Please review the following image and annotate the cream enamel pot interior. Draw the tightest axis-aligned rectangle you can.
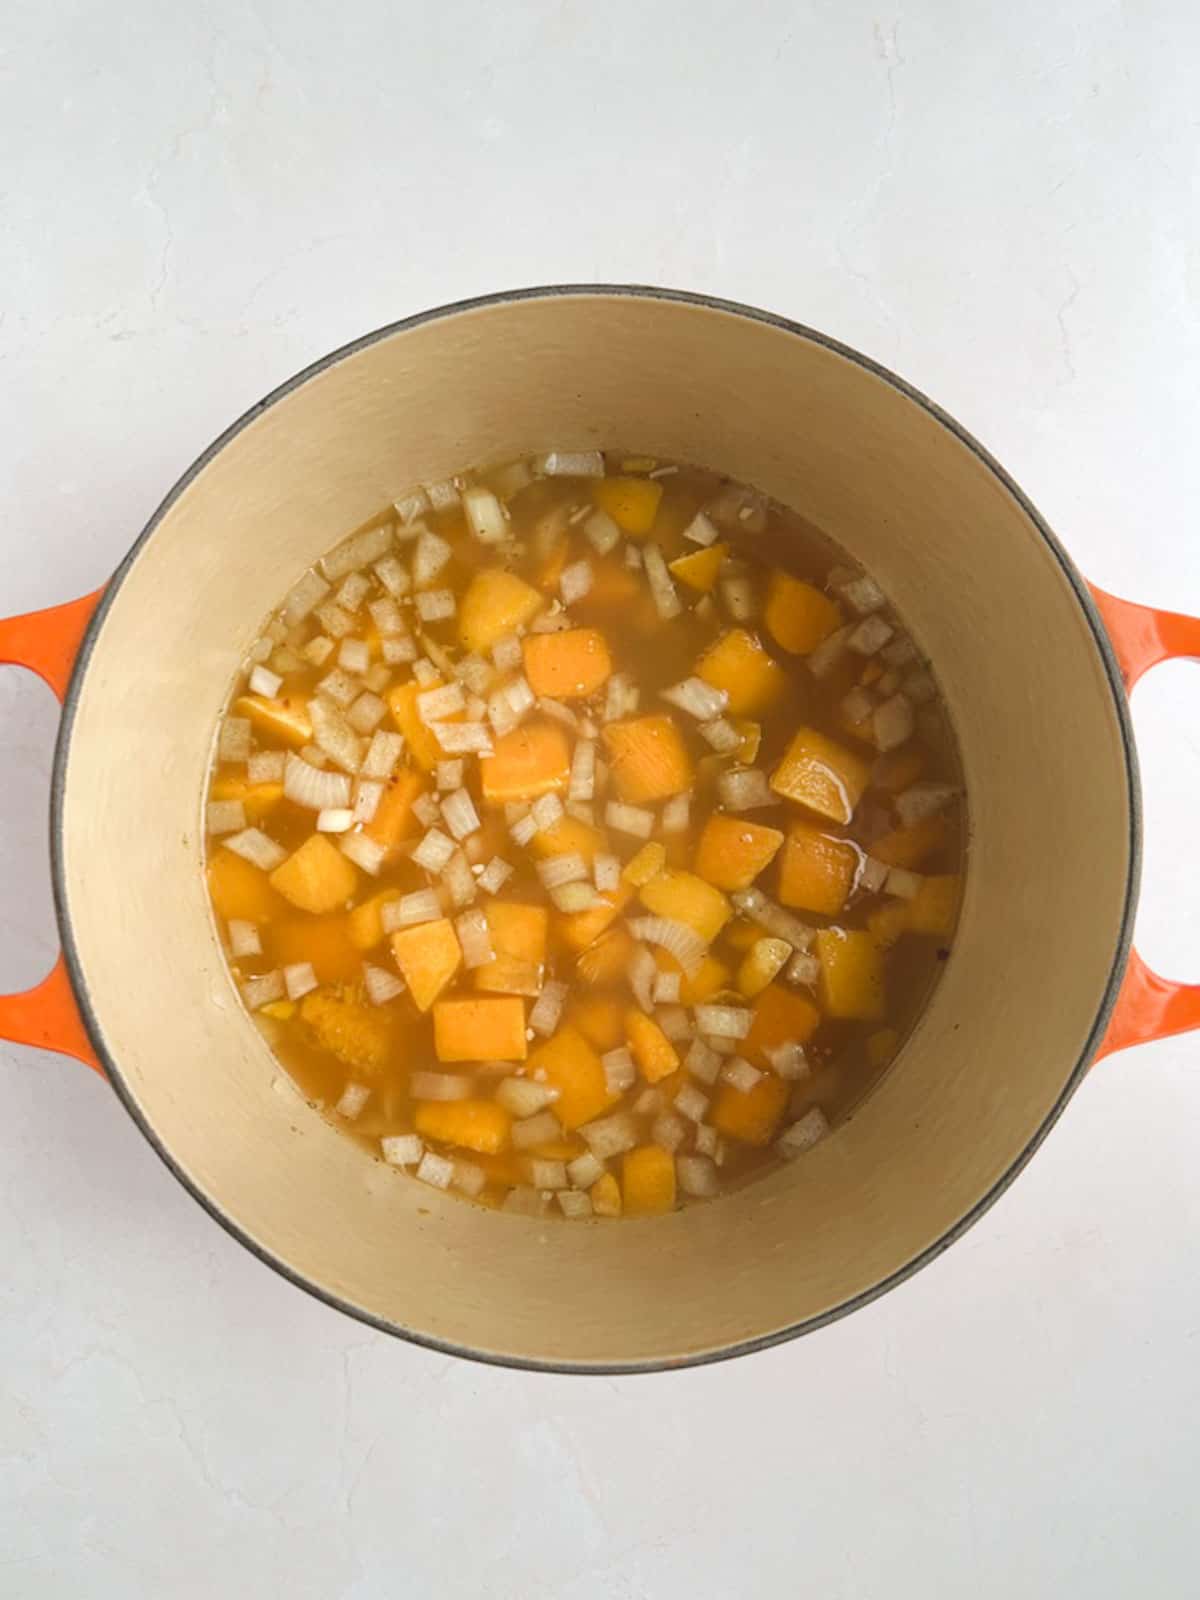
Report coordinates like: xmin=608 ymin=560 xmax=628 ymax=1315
xmin=3 ymin=286 xmax=1199 ymax=1373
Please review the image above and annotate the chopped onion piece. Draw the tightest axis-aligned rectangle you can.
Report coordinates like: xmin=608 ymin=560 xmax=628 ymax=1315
xmin=455 ymin=907 xmax=495 ymax=969
xmin=347 ymin=692 xmax=387 ymax=735
xmin=424 ymin=478 xmax=461 ymax=511
xmin=435 ymin=721 xmax=492 ymax=754
xmin=528 ymin=1158 xmax=568 ymax=1190
xmin=218 ymin=717 xmax=252 ymax=763
xmin=568 ymin=738 xmax=595 ymax=801
xmin=417 ymin=682 xmax=466 ymax=723
xmin=787 ymin=950 xmax=820 ymax=986
xmin=443 ymin=849 xmax=476 ymax=908
xmin=283 ymin=962 xmax=318 ymax=1001
xmin=719 ymin=575 xmax=757 ymax=622
xmin=684 ymin=1037 xmax=722 ymax=1084
xmin=283 ymin=569 xmax=332 ymax=626
xmin=628 ymin=944 xmax=658 ymax=1013
xmin=320 ymin=525 xmax=393 ymax=583
xmin=537 ymin=851 xmax=587 ymax=890
xmin=676 ymin=1154 xmax=719 ymax=1197
xmin=512 ymin=1109 xmax=562 ymax=1150
xmin=247 ymin=750 xmax=286 ymax=784
xmin=382 ymin=1133 xmax=424 ymax=1167
xmin=580 ymin=1111 xmax=639 ymax=1159
xmin=766 ymin=1041 xmax=812 ymax=1080
xmin=316 ymin=807 xmax=355 ymax=833
xmin=439 ymin=787 xmax=480 ymax=841
xmin=778 ymin=1107 xmax=830 ymax=1156
xmin=881 ymin=634 xmax=919 ymax=669
xmin=841 ymin=687 xmax=875 ymax=725
xmin=454 ymin=653 xmax=493 ymax=696
xmin=634 ymin=1088 xmax=662 ymax=1116
xmin=504 ymin=676 xmax=536 ymax=720
xmin=696 ymin=1004 xmax=752 ymax=1040
xmin=502 ymin=1185 xmax=549 ymax=1215
xmin=720 ymin=1056 xmax=762 ymax=1091
xmin=624 ymin=543 xmax=643 ymax=570
xmin=902 ymin=668 xmax=937 ymax=706
xmin=453 ymin=1160 xmax=488 ymax=1198
xmin=593 ymin=852 xmax=621 ymax=894
xmin=315 ymin=601 xmax=354 ymax=640
xmin=248 ymin=663 xmax=282 ymax=698
xmin=242 ymin=971 xmax=284 ymax=1010
xmin=413 ymin=660 xmax=439 ymax=686
xmin=674 ymin=1083 xmax=709 ymax=1123
xmin=435 ymin=759 xmax=464 ymax=793
xmin=374 ymin=556 xmax=411 ymax=599
xmin=463 ymin=484 xmax=508 ymax=543
xmin=206 ymin=799 xmax=246 ymax=835
xmin=549 ymin=881 xmax=597 ymax=912
xmin=411 ymin=828 xmax=454 ymax=874
xmin=695 ymin=1123 xmax=721 ymax=1159
xmin=476 ymin=856 xmax=513 ymax=895
xmin=299 ymin=744 xmax=328 ymax=768
xmin=382 ymin=635 xmax=418 ymax=665
xmin=227 ymin=919 xmax=261 ymax=957
xmin=530 ymin=791 xmax=564 ymax=832
xmin=858 ymin=855 xmax=888 ymax=894
xmin=491 ymin=633 xmax=523 ymax=673
xmin=536 ymin=697 xmax=578 ymax=731
xmin=683 ymin=511 xmax=720 ymax=547
xmin=835 ymin=574 xmax=885 ymax=615
xmin=487 ymin=686 xmax=519 ymax=738
xmin=411 ymin=791 xmax=440 ymax=828
xmin=415 ymin=588 xmax=455 ymax=623
xmin=643 ymin=542 xmax=682 ymax=619
xmin=360 ymin=733 xmax=404 ymax=783
xmin=652 ymin=1111 xmax=687 ymax=1153
xmin=566 ymin=801 xmax=595 ymax=825
xmin=338 ymin=832 xmax=386 ymax=875
xmin=583 ymin=508 xmax=621 ymax=554
xmin=393 ymin=488 xmax=429 ymax=525
xmin=895 ymin=782 xmax=955 ymax=826
xmin=284 ymin=753 xmax=352 ymax=811
xmin=336 ymin=572 xmax=370 ymax=612
xmin=336 ymin=1082 xmax=370 ymax=1119
xmin=413 ymin=529 xmax=453 ymax=588
xmin=730 ymin=887 xmax=814 ymax=950
xmin=310 ymin=699 xmax=363 ymax=773
xmin=716 ymin=766 xmax=775 ymax=811
xmin=368 ymin=597 xmax=405 ymax=637
xmin=537 ymin=450 xmax=604 ymax=477
xmin=224 ymin=828 xmax=287 ymax=871
xmin=416 ymin=1150 xmax=455 ymax=1190
xmin=699 ymin=717 xmax=741 ymax=753
xmin=601 ymin=1047 xmax=637 ymax=1094
xmin=808 ymin=623 xmax=855 ymax=678
xmin=558 ymin=1189 xmax=592 ymax=1219
xmin=847 ymin=615 xmax=894 ymax=655
xmin=627 ymin=916 xmax=706 ymax=975
xmin=302 ymin=636 xmax=336 ymax=669
xmin=603 ymin=671 xmax=639 ymax=722
xmin=567 ymin=1151 xmax=605 ymax=1190
xmin=509 ymin=812 xmax=538 ymax=847
xmin=660 ymin=793 xmax=691 ymax=833
xmin=496 ymin=1078 xmax=559 ymax=1118
xmin=652 ymin=970 xmax=681 ymax=1005
xmin=886 ymin=866 xmax=923 ymax=900
xmin=873 ymin=693 xmax=914 ymax=752
xmin=605 ymin=801 xmax=654 ymax=838
xmin=661 ymin=677 xmax=729 ymax=720
xmin=364 ymin=964 xmax=406 ymax=1005
xmin=411 ymin=1070 xmax=473 ymax=1101
xmin=528 ymin=980 xmax=568 ymax=1038
xmin=317 ymin=667 xmax=360 ymax=708
xmin=656 ymin=1004 xmax=691 ymax=1042
xmin=528 ymin=604 xmax=572 ymax=634
xmin=559 ymin=559 xmax=593 ymax=605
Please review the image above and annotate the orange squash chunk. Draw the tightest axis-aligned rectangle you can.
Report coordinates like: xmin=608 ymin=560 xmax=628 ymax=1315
xmin=386 ymin=679 xmax=454 ymax=772
xmin=678 ymin=951 xmax=731 ymax=1005
xmin=743 ymin=982 xmax=821 ymax=1068
xmin=474 ymin=900 xmax=548 ymax=996
xmin=348 ymin=890 xmax=401 ymax=951
xmin=763 ymin=571 xmax=841 ymax=655
xmin=871 ymin=813 xmax=948 ymax=869
xmin=480 ymin=720 xmax=571 ymax=802
xmin=414 ymin=1099 xmax=511 ymax=1154
xmin=557 ymin=883 xmax=632 ymax=951
xmin=433 ymin=996 xmax=527 ymax=1063
xmin=639 ymin=870 xmax=731 ymax=943
xmin=576 ymin=928 xmax=635 ymax=988
xmin=592 ymin=475 xmax=663 ymax=535
xmin=711 ymin=1072 xmax=790 ymax=1147
xmin=299 ymin=990 xmax=393 ymax=1075
xmin=458 ymin=568 xmax=543 ymax=654
xmin=815 ymin=928 xmax=885 ymax=1021
xmin=770 ymin=727 xmax=870 ymax=825
xmin=233 ymin=693 xmax=312 ymax=748
xmin=528 ymin=813 xmax=607 ymax=867
xmin=867 ymin=900 xmax=911 ymax=949
xmin=625 ymin=1009 xmax=679 ymax=1083
xmin=668 ymin=542 xmax=727 ymax=592
xmin=622 ymin=1145 xmax=677 ymax=1214
xmin=523 ymin=629 xmax=612 ymax=699
xmin=210 ymin=775 xmax=284 ymax=822
xmin=363 ymin=767 xmax=425 ymax=852
xmin=591 ymin=1171 xmax=622 ymax=1217
xmin=695 ymin=629 xmax=787 ymax=717
xmin=270 ymin=916 xmax=361 ymax=983
xmin=269 ymin=834 xmax=358 ymax=914
xmin=566 ymin=993 xmax=626 ymax=1051
xmin=693 ymin=814 xmax=783 ymax=892
xmin=208 ymin=850 xmax=282 ymax=924
xmin=602 ymin=716 xmax=693 ymax=803
xmin=908 ymin=875 xmax=960 ymax=938
xmin=526 ymin=1025 xmax=617 ymax=1129
xmin=778 ymin=822 xmax=859 ymax=916
xmin=389 ymin=917 xmax=462 ymax=1012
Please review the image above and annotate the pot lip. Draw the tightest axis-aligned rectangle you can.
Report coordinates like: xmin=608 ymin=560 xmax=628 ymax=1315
xmin=48 ymin=282 xmax=1141 ymax=1375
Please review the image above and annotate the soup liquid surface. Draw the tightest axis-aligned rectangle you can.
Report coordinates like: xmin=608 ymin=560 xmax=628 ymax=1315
xmin=204 ymin=453 xmax=964 ymax=1218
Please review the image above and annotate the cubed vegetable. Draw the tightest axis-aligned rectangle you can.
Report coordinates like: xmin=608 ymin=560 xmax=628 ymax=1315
xmin=523 ymin=629 xmax=612 ymax=699
xmin=908 ymin=875 xmax=960 ymax=938
xmin=816 ymin=927 xmax=886 ymax=1020
xmin=743 ymin=982 xmax=821 ymax=1068
xmin=566 ymin=993 xmax=626 ymax=1051
xmin=592 ymin=475 xmax=663 ymax=535
xmin=389 ymin=917 xmax=463 ymax=1011
xmin=270 ymin=916 xmax=361 ymax=983
xmin=433 ymin=996 xmax=527 ymax=1062
xmin=527 ymin=1025 xmax=618 ymax=1129
xmin=711 ymin=1071 xmax=790 ymax=1146
xmin=414 ymin=1099 xmax=512 ymax=1154
xmin=458 ymin=569 xmax=543 ymax=654
xmin=557 ymin=884 xmax=633 ymax=952
xmin=576 ymin=929 xmax=635 ymax=987
xmin=363 ymin=767 xmax=426 ymax=852
xmin=639 ymin=870 xmax=732 ymax=944
xmin=528 ymin=813 xmax=607 ymax=867
xmin=668 ymin=542 xmax=727 ymax=592
xmin=299 ymin=990 xmax=393 ymax=1074
xmin=693 ymin=814 xmax=783 ymax=892
xmin=233 ymin=693 xmax=313 ymax=748
xmin=872 ymin=813 xmax=949 ymax=868
xmin=695 ymin=629 xmax=787 ymax=717
xmin=601 ymin=716 xmax=693 ymax=804
xmin=770 ymin=727 xmax=870 ymax=825
xmin=269 ymin=834 xmax=358 ymax=914
xmin=210 ymin=774 xmax=284 ymax=823
xmin=625 ymin=1009 xmax=680 ymax=1083
xmin=777 ymin=822 xmax=859 ymax=915
xmin=622 ymin=1145 xmax=677 ymax=1214
xmin=386 ymin=679 xmax=453 ymax=772
xmin=763 ymin=571 xmax=841 ymax=655
xmin=480 ymin=721 xmax=571 ymax=802
xmin=591 ymin=1171 xmax=622 ymax=1217
xmin=208 ymin=850 xmax=282 ymax=924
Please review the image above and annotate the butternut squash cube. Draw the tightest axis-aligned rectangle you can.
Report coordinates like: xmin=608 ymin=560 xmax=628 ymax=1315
xmin=601 ymin=715 xmax=693 ymax=803
xmin=474 ymin=900 xmax=548 ymax=996
xmin=348 ymin=890 xmax=401 ymax=951
xmin=693 ymin=813 xmax=783 ymax=892
xmin=300 ymin=990 xmax=393 ymax=1074
xmin=711 ymin=1072 xmax=790 ymax=1146
xmin=908 ymin=875 xmax=960 ymax=938
xmin=566 ymin=993 xmax=626 ymax=1051
xmin=528 ymin=813 xmax=607 ymax=867
xmin=527 ymin=1025 xmax=617 ymax=1129
xmin=778 ymin=822 xmax=859 ymax=916
xmin=458 ymin=568 xmax=544 ymax=654
xmin=414 ymin=1099 xmax=511 ymax=1154
xmin=639 ymin=870 xmax=731 ymax=943
xmin=270 ymin=916 xmax=361 ymax=983
xmin=269 ymin=834 xmax=358 ymax=914
xmin=591 ymin=475 xmax=664 ymax=535
xmin=480 ymin=721 xmax=571 ymax=802
xmin=523 ymin=628 xmax=612 ymax=699
xmin=209 ymin=850 xmax=282 ymax=924
xmin=695 ymin=629 xmax=787 ymax=717
xmin=210 ymin=775 xmax=284 ymax=822
xmin=433 ymin=996 xmax=527 ymax=1062
xmin=557 ymin=884 xmax=632 ymax=951
xmin=389 ymin=917 xmax=462 ymax=1012
xmin=668 ymin=542 xmax=727 ymax=592
xmin=743 ymin=982 xmax=821 ymax=1067
xmin=816 ymin=927 xmax=886 ymax=1021
xmin=386 ymin=679 xmax=453 ymax=772
xmin=625 ymin=1009 xmax=680 ymax=1083
xmin=364 ymin=767 xmax=426 ymax=852
xmin=591 ymin=1171 xmax=622 ymax=1217
xmin=233 ymin=693 xmax=312 ymax=748
xmin=576 ymin=929 xmax=635 ymax=987
xmin=622 ymin=1145 xmax=677 ymax=1214
xmin=770 ymin=727 xmax=870 ymax=825
xmin=872 ymin=814 xmax=949 ymax=869
xmin=763 ymin=571 xmax=841 ymax=655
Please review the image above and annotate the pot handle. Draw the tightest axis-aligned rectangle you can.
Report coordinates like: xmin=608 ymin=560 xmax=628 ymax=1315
xmin=1090 ymin=585 xmax=1200 ymax=1058
xmin=0 ymin=590 xmax=107 ymax=1074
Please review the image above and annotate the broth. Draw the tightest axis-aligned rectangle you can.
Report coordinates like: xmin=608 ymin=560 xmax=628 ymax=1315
xmin=204 ymin=452 xmax=964 ymax=1217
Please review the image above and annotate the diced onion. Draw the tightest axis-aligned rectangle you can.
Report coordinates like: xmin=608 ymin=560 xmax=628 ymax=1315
xmin=683 ymin=511 xmax=720 ymax=547
xmin=847 ymin=615 xmax=894 ymax=655
xmin=411 ymin=1070 xmax=473 ymax=1101
xmin=453 ymin=1160 xmax=488 ymax=1198
xmin=660 ymin=792 xmax=691 ymax=832
xmin=463 ymin=485 xmax=508 ymax=543
xmin=530 ymin=791 xmax=564 ymax=832
xmin=381 ymin=1133 xmax=423 ymax=1167
xmin=652 ymin=970 xmax=681 ymax=1004
xmin=316 ymin=807 xmax=355 ymax=833
xmin=206 ymin=799 xmax=246 ymax=836
xmin=568 ymin=738 xmax=595 ymax=801
xmin=487 ymin=686 xmax=519 ymax=738
xmin=502 ymin=1186 xmax=550 ymax=1215
xmin=841 ymin=687 xmax=875 ymax=726
xmin=496 ymin=1078 xmax=559 ymax=1118
xmin=435 ymin=721 xmax=492 ymax=754
xmin=643 ymin=542 xmax=682 ymax=619
xmin=785 ymin=949 xmax=820 ymax=986
xmin=528 ymin=604 xmax=571 ymax=634
xmin=413 ymin=529 xmax=453 ymax=588
xmin=509 ymin=812 xmax=538 ymax=847
xmin=368 ymin=597 xmax=405 ymax=637
xmin=424 ymin=478 xmax=461 ymax=511
xmin=558 ymin=1189 xmax=593 ymax=1219
xmin=808 ymin=623 xmax=855 ymax=678
xmin=436 ymin=759 xmax=464 ymax=792
xmin=649 ymin=1111 xmax=685 ymax=1153
xmin=628 ymin=944 xmax=658 ymax=1013
xmin=627 ymin=916 xmax=706 ymax=975
xmin=491 ymin=633 xmax=523 ymax=673
xmin=661 ymin=677 xmax=729 ymax=720
xmin=605 ymin=801 xmax=654 ymax=838
xmin=716 ymin=766 xmax=775 ymax=811
xmin=719 ymin=575 xmax=757 ymax=622
xmin=536 ymin=697 xmax=578 ymax=730
xmin=247 ymin=750 xmax=286 ymax=784
xmin=363 ymin=964 xmax=406 ymax=1005
xmin=455 ymin=907 xmax=495 ymax=969
xmin=567 ymin=801 xmax=595 ymax=825
xmin=454 ymin=653 xmax=493 ymax=696
xmin=382 ymin=636 xmax=417 ymax=664
xmin=601 ymin=1047 xmax=637 ymax=1094
xmin=593 ymin=853 xmax=621 ymax=894
xmin=528 ymin=980 xmax=567 ymax=1038
xmin=310 ymin=699 xmax=363 ymax=773
xmin=338 ymin=832 xmax=387 ymax=875
xmin=336 ymin=1082 xmax=370 ymax=1119
xmin=415 ymin=588 xmax=456 ymax=622
xmin=218 ymin=717 xmax=252 ymax=763
xmin=336 ymin=572 xmax=370 ymax=612
xmin=417 ymin=682 xmax=465 ymax=723
xmin=537 ymin=450 xmax=605 ymax=477
xmin=283 ymin=962 xmax=318 ymax=1000
xmin=283 ymin=569 xmax=332 ymax=626
xmin=317 ymin=667 xmax=360 ymax=708
xmin=695 ymin=1124 xmax=721 ymax=1159
xmin=720 ymin=1056 xmax=762 ymax=1090
xmin=537 ymin=851 xmax=587 ymax=890
xmin=835 ymin=574 xmax=885 ymax=615
xmin=284 ymin=753 xmax=353 ymax=811
xmin=624 ymin=544 xmax=642 ymax=570
xmin=411 ymin=791 xmax=440 ymax=828
xmin=560 ymin=559 xmax=593 ymax=605
xmin=881 ymin=634 xmax=919 ymax=668
xmin=699 ymin=717 xmax=741 ymax=753
xmin=227 ymin=919 xmax=261 ymax=957
xmin=549 ymin=881 xmax=597 ymax=911
xmin=512 ymin=1109 xmax=562 ymax=1149
xmin=224 ymin=828 xmax=287 ymax=871
xmin=303 ymin=636 xmax=336 ymax=668
xmin=895 ymin=782 xmax=955 ymax=826
xmin=412 ymin=828 xmax=455 ymax=873
xmin=674 ymin=1083 xmax=709 ymax=1123
xmin=676 ymin=1155 xmax=719 ymax=1197
xmin=730 ymin=887 xmax=814 ymax=950
xmin=393 ymin=489 xmax=429 ymax=525
xmin=249 ymin=663 xmax=282 ymax=698
xmin=765 ymin=1041 xmax=812 ymax=1080
xmin=476 ymin=856 xmax=514 ymax=895
xmin=528 ymin=1158 xmax=568 ymax=1190
xmin=886 ymin=866 xmax=923 ymax=900
xmin=580 ymin=1111 xmax=639 ymax=1159
xmin=696 ymin=1004 xmax=752 ymax=1039
xmin=873 ymin=693 xmax=914 ymax=752
xmin=567 ymin=1150 xmax=605 ymax=1189
xmin=655 ymin=1004 xmax=691 ymax=1042
xmin=603 ymin=672 xmax=640 ymax=722
xmin=416 ymin=1151 xmax=455 ymax=1190
xmin=857 ymin=855 xmax=888 ymax=894
xmin=583 ymin=508 xmax=621 ymax=554
xmin=347 ymin=692 xmax=387 ymax=735
xmin=315 ymin=602 xmax=354 ymax=639
xmin=353 ymin=780 xmax=383 ymax=824
xmin=374 ymin=556 xmax=412 ymax=599
xmin=684 ymin=1037 xmax=722 ymax=1084
xmin=440 ymin=787 xmax=481 ymax=841
xmin=778 ymin=1107 xmax=830 ymax=1155
xmin=443 ymin=850 xmax=476 ymax=908
xmin=242 ymin=971 xmax=284 ymax=1010
xmin=634 ymin=1088 xmax=662 ymax=1116
xmin=902 ymin=668 xmax=937 ymax=705
xmin=320 ymin=525 xmax=393 ymax=583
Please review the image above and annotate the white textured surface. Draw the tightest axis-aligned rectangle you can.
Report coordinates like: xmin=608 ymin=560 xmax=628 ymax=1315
xmin=3 ymin=3 xmax=1200 ymax=1594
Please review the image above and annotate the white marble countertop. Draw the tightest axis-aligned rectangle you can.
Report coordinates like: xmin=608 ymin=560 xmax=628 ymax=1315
xmin=3 ymin=3 xmax=1199 ymax=1594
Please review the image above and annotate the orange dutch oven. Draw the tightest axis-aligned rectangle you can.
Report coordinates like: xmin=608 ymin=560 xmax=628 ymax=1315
xmin=2 ymin=287 xmax=1198 ymax=1372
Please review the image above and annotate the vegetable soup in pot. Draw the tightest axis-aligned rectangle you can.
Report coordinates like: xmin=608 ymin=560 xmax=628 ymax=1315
xmin=204 ymin=450 xmax=964 ymax=1219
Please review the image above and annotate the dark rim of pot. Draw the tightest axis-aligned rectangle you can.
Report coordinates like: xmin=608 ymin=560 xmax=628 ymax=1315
xmin=48 ymin=284 xmax=1140 ymax=1375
